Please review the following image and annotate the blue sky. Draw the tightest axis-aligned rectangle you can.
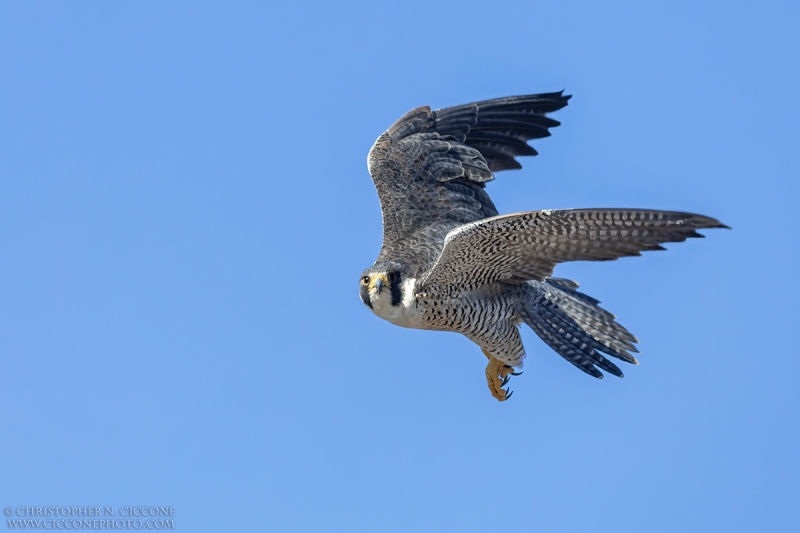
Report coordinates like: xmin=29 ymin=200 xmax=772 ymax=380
xmin=1 ymin=1 xmax=798 ymax=531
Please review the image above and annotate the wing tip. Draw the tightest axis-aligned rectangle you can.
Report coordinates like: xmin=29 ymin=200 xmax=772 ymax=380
xmin=697 ymin=216 xmax=730 ymax=231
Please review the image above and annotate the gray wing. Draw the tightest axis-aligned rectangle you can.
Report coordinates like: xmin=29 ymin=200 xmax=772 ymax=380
xmin=419 ymin=209 xmax=729 ymax=295
xmin=368 ymin=92 xmax=570 ymax=274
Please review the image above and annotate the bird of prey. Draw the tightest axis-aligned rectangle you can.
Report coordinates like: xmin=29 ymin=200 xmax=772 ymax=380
xmin=359 ymin=92 xmax=727 ymax=401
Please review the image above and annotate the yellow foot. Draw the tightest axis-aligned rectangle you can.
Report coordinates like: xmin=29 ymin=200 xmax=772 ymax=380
xmin=482 ymin=349 xmax=521 ymax=402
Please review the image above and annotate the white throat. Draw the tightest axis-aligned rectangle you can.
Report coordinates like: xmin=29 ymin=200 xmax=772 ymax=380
xmin=369 ymin=277 xmax=419 ymax=327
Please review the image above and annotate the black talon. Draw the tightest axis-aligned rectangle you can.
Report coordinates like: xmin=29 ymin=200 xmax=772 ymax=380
xmin=510 ymin=371 xmax=523 ymax=376
xmin=501 ymin=375 xmax=510 ymax=387
xmin=504 ymin=390 xmax=514 ymax=400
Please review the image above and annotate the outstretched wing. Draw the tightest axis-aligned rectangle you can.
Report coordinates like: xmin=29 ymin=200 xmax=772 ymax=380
xmin=419 ymin=209 xmax=729 ymax=295
xmin=368 ymin=92 xmax=570 ymax=274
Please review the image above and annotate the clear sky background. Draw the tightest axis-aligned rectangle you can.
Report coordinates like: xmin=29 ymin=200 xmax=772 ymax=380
xmin=1 ymin=1 xmax=798 ymax=531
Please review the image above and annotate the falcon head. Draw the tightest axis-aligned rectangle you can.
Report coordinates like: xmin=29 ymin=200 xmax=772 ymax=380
xmin=359 ymin=261 xmax=412 ymax=313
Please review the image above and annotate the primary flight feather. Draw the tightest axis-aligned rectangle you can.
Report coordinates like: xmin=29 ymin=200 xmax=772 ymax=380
xmin=359 ymin=92 xmax=727 ymax=401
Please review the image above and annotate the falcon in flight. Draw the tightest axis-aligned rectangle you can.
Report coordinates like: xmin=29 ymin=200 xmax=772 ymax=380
xmin=359 ymin=92 xmax=727 ymax=401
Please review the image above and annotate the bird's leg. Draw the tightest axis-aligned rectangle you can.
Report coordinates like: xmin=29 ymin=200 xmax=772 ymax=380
xmin=482 ymin=349 xmax=519 ymax=402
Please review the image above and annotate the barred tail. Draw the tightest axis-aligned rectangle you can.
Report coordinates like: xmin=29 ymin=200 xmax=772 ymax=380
xmin=518 ymin=278 xmax=640 ymax=379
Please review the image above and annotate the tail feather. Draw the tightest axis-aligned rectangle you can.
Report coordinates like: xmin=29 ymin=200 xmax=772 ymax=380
xmin=521 ymin=299 xmax=624 ymax=378
xmin=520 ymin=307 xmax=605 ymax=379
xmin=544 ymin=281 xmax=639 ymax=354
xmin=536 ymin=302 xmax=625 ymax=376
xmin=521 ymin=280 xmax=641 ymax=377
xmin=555 ymin=298 xmax=639 ymax=359
xmin=546 ymin=277 xmax=581 ymax=291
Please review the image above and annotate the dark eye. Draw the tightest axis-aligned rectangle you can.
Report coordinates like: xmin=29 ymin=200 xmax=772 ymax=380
xmin=361 ymin=276 xmax=370 ymax=285
xmin=389 ymin=273 xmax=399 ymax=282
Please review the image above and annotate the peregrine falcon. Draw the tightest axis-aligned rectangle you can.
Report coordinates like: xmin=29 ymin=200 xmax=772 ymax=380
xmin=359 ymin=92 xmax=727 ymax=401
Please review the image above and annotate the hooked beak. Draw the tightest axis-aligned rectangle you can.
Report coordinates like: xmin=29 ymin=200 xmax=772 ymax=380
xmin=369 ymin=275 xmax=387 ymax=294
